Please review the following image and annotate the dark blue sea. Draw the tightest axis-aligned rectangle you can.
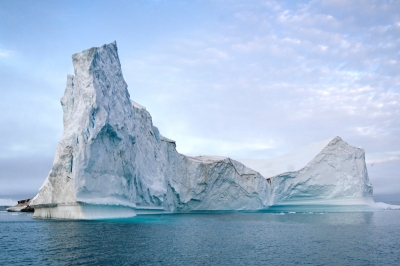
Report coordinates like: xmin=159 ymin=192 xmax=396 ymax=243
xmin=1 ymin=209 xmax=400 ymax=265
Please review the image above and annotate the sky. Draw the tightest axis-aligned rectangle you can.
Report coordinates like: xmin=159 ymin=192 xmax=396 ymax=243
xmin=1 ymin=0 xmax=399 ymax=204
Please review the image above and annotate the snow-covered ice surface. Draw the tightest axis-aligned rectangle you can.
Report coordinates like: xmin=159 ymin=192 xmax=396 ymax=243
xmin=30 ymin=42 xmax=397 ymax=219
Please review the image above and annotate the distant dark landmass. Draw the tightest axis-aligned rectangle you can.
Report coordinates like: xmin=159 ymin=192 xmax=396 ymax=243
xmin=0 ymin=206 xmax=10 ymax=211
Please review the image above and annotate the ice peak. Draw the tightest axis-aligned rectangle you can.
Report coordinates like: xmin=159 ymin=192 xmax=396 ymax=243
xmin=327 ymin=136 xmax=343 ymax=145
xmin=71 ymin=41 xmax=118 ymax=74
xmin=61 ymin=42 xmax=132 ymax=131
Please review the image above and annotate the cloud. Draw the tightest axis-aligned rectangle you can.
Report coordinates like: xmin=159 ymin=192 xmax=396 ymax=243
xmin=366 ymin=151 xmax=400 ymax=164
xmin=0 ymin=48 xmax=14 ymax=58
xmin=203 ymin=47 xmax=229 ymax=60
xmin=154 ymin=2 xmax=396 ymax=158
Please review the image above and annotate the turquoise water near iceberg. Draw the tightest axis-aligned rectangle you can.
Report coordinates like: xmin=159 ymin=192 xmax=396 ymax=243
xmin=1 ymin=210 xmax=400 ymax=265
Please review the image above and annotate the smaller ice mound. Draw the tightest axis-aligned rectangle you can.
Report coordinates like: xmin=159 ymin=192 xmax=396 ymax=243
xmin=238 ymin=137 xmax=374 ymax=207
xmin=238 ymin=137 xmax=334 ymax=178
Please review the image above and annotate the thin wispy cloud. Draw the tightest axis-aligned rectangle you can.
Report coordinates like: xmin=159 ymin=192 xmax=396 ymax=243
xmin=366 ymin=151 xmax=400 ymax=164
xmin=0 ymin=48 xmax=14 ymax=58
xmin=124 ymin=0 xmax=400 ymax=152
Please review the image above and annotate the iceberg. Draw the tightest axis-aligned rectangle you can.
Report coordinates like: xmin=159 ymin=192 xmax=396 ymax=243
xmin=30 ymin=42 xmax=383 ymax=219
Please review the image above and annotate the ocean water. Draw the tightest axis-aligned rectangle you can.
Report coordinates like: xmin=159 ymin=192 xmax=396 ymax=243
xmin=1 ymin=210 xmax=400 ymax=265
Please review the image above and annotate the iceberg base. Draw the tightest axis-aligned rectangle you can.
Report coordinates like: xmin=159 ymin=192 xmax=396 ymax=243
xmin=33 ymin=203 xmax=137 ymax=219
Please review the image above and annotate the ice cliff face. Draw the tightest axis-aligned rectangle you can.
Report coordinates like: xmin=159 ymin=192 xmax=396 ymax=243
xmin=30 ymin=42 xmax=271 ymax=219
xmin=30 ymin=42 xmax=374 ymax=219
